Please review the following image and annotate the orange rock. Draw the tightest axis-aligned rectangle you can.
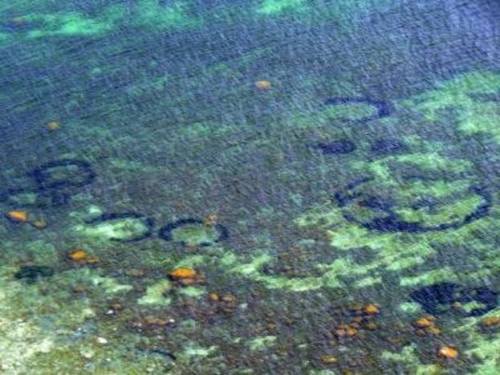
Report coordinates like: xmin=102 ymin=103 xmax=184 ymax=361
xmin=415 ymin=317 xmax=434 ymax=328
xmin=255 ymin=80 xmax=271 ymax=90
xmin=6 ymin=210 xmax=29 ymax=223
xmin=426 ymin=326 xmax=441 ymax=335
xmin=203 ymin=213 xmax=218 ymax=227
xmin=168 ymin=267 xmax=197 ymax=280
xmin=47 ymin=121 xmax=60 ymax=131
xmin=438 ymin=346 xmax=459 ymax=359
xmin=481 ymin=316 xmax=500 ymax=328
xmin=208 ymin=292 xmax=220 ymax=302
xmin=346 ymin=327 xmax=358 ymax=337
xmin=363 ymin=303 xmax=380 ymax=315
xmin=68 ymin=249 xmax=89 ymax=262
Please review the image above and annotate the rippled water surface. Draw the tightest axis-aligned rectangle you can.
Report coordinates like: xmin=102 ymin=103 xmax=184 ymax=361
xmin=0 ymin=1 xmax=499 ymax=374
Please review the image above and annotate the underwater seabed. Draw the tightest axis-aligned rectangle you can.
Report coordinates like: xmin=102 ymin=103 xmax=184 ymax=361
xmin=0 ymin=67 xmax=498 ymax=374
xmin=0 ymin=0 xmax=499 ymax=374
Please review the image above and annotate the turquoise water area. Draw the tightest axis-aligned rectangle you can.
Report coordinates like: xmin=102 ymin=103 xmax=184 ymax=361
xmin=0 ymin=1 xmax=499 ymax=374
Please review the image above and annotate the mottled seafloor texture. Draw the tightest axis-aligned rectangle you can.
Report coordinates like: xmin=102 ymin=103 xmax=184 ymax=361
xmin=0 ymin=1 xmax=499 ymax=374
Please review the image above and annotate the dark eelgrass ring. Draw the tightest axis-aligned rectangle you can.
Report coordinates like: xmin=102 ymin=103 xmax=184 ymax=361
xmin=333 ymin=177 xmax=492 ymax=233
xmin=1 ymin=159 xmax=96 ymax=209
xmin=31 ymin=159 xmax=96 ymax=189
xmin=158 ymin=218 xmax=229 ymax=247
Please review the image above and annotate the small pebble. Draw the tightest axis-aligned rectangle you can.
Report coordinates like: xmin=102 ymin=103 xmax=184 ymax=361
xmin=320 ymin=354 xmax=338 ymax=364
xmin=168 ymin=267 xmax=197 ymax=280
xmin=96 ymin=337 xmax=108 ymax=345
xmin=47 ymin=121 xmax=61 ymax=131
xmin=415 ymin=316 xmax=434 ymax=328
xmin=31 ymin=219 xmax=48 ymax=230
xmin=255 ymin=80 xmax=271 ymax=90
xmin=363 ymin=303 xmax=380 ymax=315
xmin=208 ymin=292 xmax=220 ymax=302
xmin=438 ymin=346 xmax=458 ymax=359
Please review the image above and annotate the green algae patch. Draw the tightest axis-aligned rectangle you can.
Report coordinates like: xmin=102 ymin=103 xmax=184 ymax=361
xmin=355 ymin=275 xmax=382 ymax=288
xmin=398 ymin=302 xmax=422 ymax=314
xmin=0 ymin=317 xmax=54 ymax=374
xmin=224 ymin=249 xmax=355 ymax=291
xmin=227 ymin=252 xmax=273 ymax=276
xmin=138 ymin=279 xmax=172 ymax=306
xmin=178 ymin=286 xmax=206 ymax=298
xmin=381 ymin=345 xmax=444 ymax=374
xmin=171 ymin=223 xmax=220 ymax=247
xmin=174 ymin=255 xmax=208 ymax=268
xmin=134 ymin=0 xmax=201 ymax=29
xmin=248 ymin=335 xmax=277 ymax=351
xmin=74 ymin=216 xmax=151 ymax=242
xmin=256 ymin=0 xmax=308 ymax=16
xmin=68 ymin=268 xmax=132 ymax=294
xmin=402 ymin=71 xmax=500 ymax=143
xmin=399 ymin=267 xmax=456 ymax=287
xmin=453 ymin=311 xmax=500 ymax=375
xmin=180 ymin=343 xmax=218 ymax=359
xmin=20 ymin=12 xmax=112 ymax=38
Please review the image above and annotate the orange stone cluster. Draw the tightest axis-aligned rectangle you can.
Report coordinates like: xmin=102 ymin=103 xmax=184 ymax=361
xmin=207 ymin=291 xmax=237 ymax=313
xmin=480 ymin=316 xmax=500 ymax=328
xmin=168 ymin=267 xmax=204 ymax=286
xmin=413 ymin=315 xmax=441 ymax=336
xmin=333 ymin=303 xmax=380 ymax=339
xmin=438 ymin=345 xmax=459 ymax=359
xmin=5 ymin=210 xmax=47 ymax=230
xmin=67 ymin=249 xmax=99 ymax=265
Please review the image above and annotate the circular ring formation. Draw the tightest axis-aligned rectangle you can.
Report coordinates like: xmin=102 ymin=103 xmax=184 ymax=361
xmin=1 ymin=159 xmax=96 ymax=209
xmin=158 ymin=218 xmax=229 ymax=246
xmin=31 ymin=159 xmax=96 ymax=189
xmin=334 ymin=177 xmax=492 ymax=233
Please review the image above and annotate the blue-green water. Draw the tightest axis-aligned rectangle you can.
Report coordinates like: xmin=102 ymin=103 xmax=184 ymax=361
xmin=0 ymin=1 xmax=499 ymax=374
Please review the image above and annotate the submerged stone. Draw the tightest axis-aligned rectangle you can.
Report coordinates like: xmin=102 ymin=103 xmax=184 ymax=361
xmin=370 ymin=138 xmax=408 ymax=155
xmin=316 ymin=139 xmax=356 ymax=155
xmin=14 ymin=265 xmax=54 ymax=283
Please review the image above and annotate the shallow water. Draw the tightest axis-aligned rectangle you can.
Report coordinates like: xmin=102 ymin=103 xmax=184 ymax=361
xmin=0 ymin=1 xmax=499 ymax=374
